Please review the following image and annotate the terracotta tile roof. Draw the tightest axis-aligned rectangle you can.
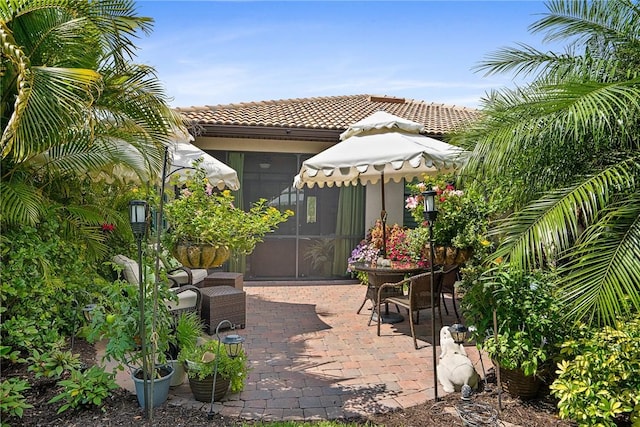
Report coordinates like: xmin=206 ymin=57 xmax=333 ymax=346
xmin=176 ymin=94 xmax=479 ymax=137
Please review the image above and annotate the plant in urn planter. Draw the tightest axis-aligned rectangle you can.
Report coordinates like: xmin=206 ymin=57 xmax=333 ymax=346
xmin=405 ymin=176 xmax=494 ymax=266
xmin=163 ymin=160 xmax=293 ymax=268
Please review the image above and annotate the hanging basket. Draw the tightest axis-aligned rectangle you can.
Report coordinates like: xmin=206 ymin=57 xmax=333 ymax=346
xmin=423 ymin=245 xmax=473 ymax=266
xmin=172 ymin=243 xmax=230 ymax=269
xmin=498 ymin=365 xmax=542 ymax=399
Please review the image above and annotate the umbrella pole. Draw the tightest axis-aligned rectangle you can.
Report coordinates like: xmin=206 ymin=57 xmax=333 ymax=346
xmin=381 ymin=172 xmax=387 ymax=258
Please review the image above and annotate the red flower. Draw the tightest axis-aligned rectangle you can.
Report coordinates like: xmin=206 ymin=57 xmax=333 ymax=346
xmin=101 ymin=223 xmax=115 ymax=232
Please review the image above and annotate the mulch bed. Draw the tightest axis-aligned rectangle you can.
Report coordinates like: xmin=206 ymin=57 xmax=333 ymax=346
xmin=3 ymin=338 xmax=579 ymax=426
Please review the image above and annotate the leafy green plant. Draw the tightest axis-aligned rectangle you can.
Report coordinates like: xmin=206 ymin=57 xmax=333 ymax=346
xmin=163 ymin=160 xmax=293 ymax=255
xmin=48 ymin=366 xmax=119 ymax=414
xmin=461 ymin=263 xmax=563 ymax=376
xmin=167 ymin=311 xmax=204 ymax=360
xmin=86 ymin=262 xmax=174 ymax=378
xmin=26 ymin=347 xmax=82 ymax=379
xmin=550 ymin=316 xmax=640 ymax=426
xmin=0 ymin=378 xmax=33 ymax=424
xmin=178 ymin=338 xmax=249 ymax=393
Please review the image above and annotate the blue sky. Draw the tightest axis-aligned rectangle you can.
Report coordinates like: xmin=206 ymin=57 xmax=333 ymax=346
xmin=134 ymin=1 xmax=555 ymax=109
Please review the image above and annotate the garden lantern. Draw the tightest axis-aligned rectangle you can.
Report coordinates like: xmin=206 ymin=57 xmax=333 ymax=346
xmin=129 ymin=200 xmax=148 ymax=238
xmin=422 ymin=190 xmax=438 ymax=222
xmin=422 ymin=189 xmax=439 ymax=400
xmin=208 ymin=320 xmax=245 ymax=420
xmin=128 ymin=199 xmax=151 ymax=419
xmin=449 ymin=323 xmax=469 ymax=344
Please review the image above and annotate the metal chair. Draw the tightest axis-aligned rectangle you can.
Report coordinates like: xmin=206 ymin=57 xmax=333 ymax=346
xmin=376 ymin=270 xmax=444 ymax=349
xmin=440 ymin=264 xmax=461 ymax=322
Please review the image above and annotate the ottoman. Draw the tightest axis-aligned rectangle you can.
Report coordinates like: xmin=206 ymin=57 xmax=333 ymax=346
xmin=202 ymin=272 xmax=243 ymax=290
xmin=200 ymin=285 xmax=246 ymax=333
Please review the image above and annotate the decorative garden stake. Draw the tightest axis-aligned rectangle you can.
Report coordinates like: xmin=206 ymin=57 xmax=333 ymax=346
xmin=422 ymin=189 xmax=438 ymax=401
xmin=208 ymin=320 xmax=245 ymax=420
xmin=129 ymin=200 xmax=151 ymax=420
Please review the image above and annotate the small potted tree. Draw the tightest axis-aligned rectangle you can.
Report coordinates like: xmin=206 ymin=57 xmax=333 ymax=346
xmin=178 ymin=337 xmax=249 ymax=402
xmin=87 ymin=262 xmax=176 ymax=408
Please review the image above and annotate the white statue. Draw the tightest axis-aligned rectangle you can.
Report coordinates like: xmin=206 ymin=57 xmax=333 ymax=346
xmin=437 ymin=326 xmax=480 ymax=396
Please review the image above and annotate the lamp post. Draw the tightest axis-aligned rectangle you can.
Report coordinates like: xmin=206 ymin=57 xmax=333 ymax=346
xmin=208 ymin=320 xmax=245 ymax=420
xmin=422 ymin=190 xmax=438 ymax=401
xmin=129 ymin=200 xmax=151 ymax=419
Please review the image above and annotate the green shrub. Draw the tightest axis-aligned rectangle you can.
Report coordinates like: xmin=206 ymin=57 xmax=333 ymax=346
xmin=48 ymin=366 xmax=118 ymax=413
xmin=0 ymin=378 xmax=33 ymax=424
xmin=0 ymin=218 xmax=106 ymax=354
xmin=26 ymin=346 xmax=82 ymax=379
xmin=550 ymin=316 xmax=640 ymax=426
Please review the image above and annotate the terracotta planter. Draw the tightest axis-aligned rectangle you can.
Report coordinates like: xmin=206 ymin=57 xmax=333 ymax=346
xmin=171 ymin=243 xmax=230 ymax=268
xmin=498 ymin=365 xmax=542 ymax=399
xmin=423 ymin=245 xmax=473 ymax=266
xmin=187 ymin=375 xmax=231 ymax=402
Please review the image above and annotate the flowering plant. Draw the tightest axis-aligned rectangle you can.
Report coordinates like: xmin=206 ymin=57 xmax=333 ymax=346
xmin=163 ymin=160 xmax=293 ymax=255
xmin=405 ymin=176 xmax=492 ymax=251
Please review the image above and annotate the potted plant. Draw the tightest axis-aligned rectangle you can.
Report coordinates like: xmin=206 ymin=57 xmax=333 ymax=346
xmin=178 ymin=337 xmax=249 ymax=402
xmin=166 ymin=311 xmax=204 ymax=387
xmin=404 ymin=176 xmax=494 ymax=265
xmin=163 ymin=160 xmax=293 ymax=268
xmin=87 ymin=261 xmax=176 ymax=408
xmin=460 ymin=262 xmax=563 ymax=399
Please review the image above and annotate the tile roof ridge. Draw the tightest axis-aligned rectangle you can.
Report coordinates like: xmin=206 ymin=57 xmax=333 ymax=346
xmin=175 ymin=94 xmax=372 ymax=111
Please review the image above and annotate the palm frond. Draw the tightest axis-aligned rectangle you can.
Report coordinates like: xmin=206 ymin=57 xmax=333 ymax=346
xmin=557 ymin=195 xmax=640 ymax=326
xmin=0 ymin=177 xmax=44 ymax=226
xmin=490 ymin=156 xmax=639 ymax=271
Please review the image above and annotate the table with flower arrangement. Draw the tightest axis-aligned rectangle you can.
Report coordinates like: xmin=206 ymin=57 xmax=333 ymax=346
xmin=353 ymin=261 xmax=426 ymax=324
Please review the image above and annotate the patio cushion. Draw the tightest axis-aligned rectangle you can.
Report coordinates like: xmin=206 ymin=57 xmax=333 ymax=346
xmin=168 ymin=268 xmax=208 ymax=286
xmin=112 ymin=254 xmax=139 ymax=284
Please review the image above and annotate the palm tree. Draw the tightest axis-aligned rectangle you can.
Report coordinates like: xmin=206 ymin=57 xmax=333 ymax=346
xmin=1 ymin=0 xmax=181 ymax=258
xmin=453 ymin=0 xmax=640 ymax=326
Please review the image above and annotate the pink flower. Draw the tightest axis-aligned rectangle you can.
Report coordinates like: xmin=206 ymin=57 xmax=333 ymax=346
xmin=205 ymin=183 xmax=214 ymax=196
xmin=416 ymin=182 xmax=427 ymax=192
xmin=405 ymin=195 xmax=419 ymax=210
xmin=181 ymin=188 xmax=192 ymax=197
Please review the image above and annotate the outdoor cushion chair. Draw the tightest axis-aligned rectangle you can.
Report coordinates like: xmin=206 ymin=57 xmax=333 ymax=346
xmin=155 ymin=249 xmax=208 ymax=287
xmin=376 ymin=270 xmax=444 ymax=350
xmin=111 ymin=254 xmax=202 ymax=317
xmin=440 ymin=264 xmax=461 ymax=322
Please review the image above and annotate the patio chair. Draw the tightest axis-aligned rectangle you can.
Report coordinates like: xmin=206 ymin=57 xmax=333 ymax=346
xmin=376 ymin=270 xmax=444 ymax=349
xmin=111 ymin=255 xmax=202 ymax=317
xmin=156 ymin=250 xmax=208 ymax=287
xmin=440 ymin=264 xmax=461 ymax=321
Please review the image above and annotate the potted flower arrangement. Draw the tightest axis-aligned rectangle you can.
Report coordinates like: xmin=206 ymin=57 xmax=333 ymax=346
xmin=163 ymin=160 xmax=293 ymax=268
xmin=178 ymin=337 xmax=249 ymax=402
xmin=460 ymin=262 xmax=563 ymax=399
xmin=404 ymin=175 xmax=494 ymax=265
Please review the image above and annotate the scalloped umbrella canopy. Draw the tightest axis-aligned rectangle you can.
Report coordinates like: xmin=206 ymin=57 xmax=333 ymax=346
xmin=294 ymin=111 xmax=468 ymax=189
xmin=293 ymin=111 xmax=469 ymax=257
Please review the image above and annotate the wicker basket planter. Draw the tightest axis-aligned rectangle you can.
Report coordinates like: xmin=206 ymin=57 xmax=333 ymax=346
xmin=499 ymin=365 xmax=542 ymax=399
xmin=187 ymin=375 xmax=231 ymax=402
xmin=423 ymin=245 xmax=472 ymax=266
xmin=171 ymin=243 xmax=230 ymax=269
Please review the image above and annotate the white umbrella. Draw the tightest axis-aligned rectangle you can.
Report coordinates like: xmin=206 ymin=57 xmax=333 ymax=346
xmin=167 ymin=135 xmax=239 ymax=191
xmin=294 ymin=111 xmax=468 ymax=189
xmin=294 ymin=110 xmax=469 ymax=255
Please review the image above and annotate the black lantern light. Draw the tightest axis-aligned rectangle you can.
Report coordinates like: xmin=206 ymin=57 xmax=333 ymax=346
xmin=422 ymin=190 xmax=438 ymax=222
xmin=208 ymin=320 xmax=245 ymax=419
xmin=129 ymin=200 xmax=148 ymax=238
xmin=449 ymin=323 xmax=469 ymax=344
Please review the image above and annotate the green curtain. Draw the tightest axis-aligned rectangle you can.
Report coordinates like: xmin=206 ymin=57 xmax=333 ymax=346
xmin=227 ymin=153 xmax=246 ymax=274
xmin=332 ymin=184 xmax=365 ymax=276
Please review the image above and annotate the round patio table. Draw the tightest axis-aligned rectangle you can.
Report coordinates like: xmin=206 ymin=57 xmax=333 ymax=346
xmin=353 ymin=262 xmax=426 ymax=324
